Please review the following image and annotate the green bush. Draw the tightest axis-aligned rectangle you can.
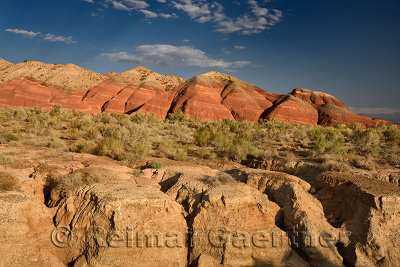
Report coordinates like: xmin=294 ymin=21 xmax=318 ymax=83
xmin=309 ymin=127 xmax=347 ymax=155
xmin=194 ymin=126 xmax=212 ymax=146
xmin=94 ymin=137 xmax=126 ymax=160
xmin=308 ymin=187 xmax=317 ymax=195
xmin=150 ymin=161 xmax=163 ymax=169
xmin=130 ymin=142 xmax=150 ymax=159
xmin=383 ymin=125 xmax=400 ymax=144
xmin=4 ymin=133 xmax=20 ymax=142
xmin=167 ymin=110 xmax=189 ymax=122
xmin=350 ymin=128 xmax=381 ymax=155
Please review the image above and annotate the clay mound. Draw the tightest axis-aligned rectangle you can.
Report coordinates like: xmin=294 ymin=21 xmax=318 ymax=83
xmin=0 ymin=78 xmax=63 ymax=109
xmin=261 ymin=94 xmax=319 ymax=125
xmin=0 ymin=61 xmax=107 ymax=92
xmin=318 ymin=103 xmax=376 ymax=127
xmin=0 ymin=59 xmax=397 ymax=127
xmin=291 ymin=88 xmax=349 ymax=110
xmin=0 ymin=58 xmax=12 ymax=70
xmin=169 ymin=71 xmax=279 ymax=121
xmin=114 ymin=66 xmax=186 ymax=90
xmin=76 ymin=66 xmax=186 ymax=115
xmin=102 ymin=71 xmax=118 ymax=78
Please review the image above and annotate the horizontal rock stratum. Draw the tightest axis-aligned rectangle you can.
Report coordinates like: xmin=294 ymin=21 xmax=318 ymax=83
xmin=0 ymin=58 xmax=397 ymax=127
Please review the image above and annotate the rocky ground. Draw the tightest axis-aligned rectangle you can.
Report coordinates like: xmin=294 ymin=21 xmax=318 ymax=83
xmin=1 ymin=144 xmax=400 ymax=266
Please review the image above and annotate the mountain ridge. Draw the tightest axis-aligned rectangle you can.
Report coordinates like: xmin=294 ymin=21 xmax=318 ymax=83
xmin=0 ymin=58 xmax=397 ymax=128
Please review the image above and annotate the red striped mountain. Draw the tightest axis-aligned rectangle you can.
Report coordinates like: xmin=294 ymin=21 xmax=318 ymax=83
xmin=0 ymin=59 xmax=397 ymax=128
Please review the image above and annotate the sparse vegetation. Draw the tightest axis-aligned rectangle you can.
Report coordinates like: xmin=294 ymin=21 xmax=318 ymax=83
xmin=0 ymin=106 xmax=398 ymax=172
xmin=46 ymin=168 xmax=103 ymax=195
xmin=0 ymin=172 xmax=19 ymax=192
xmin=150 ymin=161 xmax=163 ymax=169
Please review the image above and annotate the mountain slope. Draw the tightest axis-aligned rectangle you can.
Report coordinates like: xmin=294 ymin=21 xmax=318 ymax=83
xmin=0 ymin=61 xmax=107 ymax=92
xmin=169 ymin=71 xmax=279 ymax=121
xmin=0 ymin=58 xmax=396 ymax=128
xmin=0 ymin=58 xmax=12 ymax=70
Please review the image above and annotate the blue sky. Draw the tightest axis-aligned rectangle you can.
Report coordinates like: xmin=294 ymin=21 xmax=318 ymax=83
xmin=0 ymin=0 xmax=399 ymax=122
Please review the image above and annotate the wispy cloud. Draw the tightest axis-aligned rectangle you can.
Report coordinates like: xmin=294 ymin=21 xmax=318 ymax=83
xmin=171 ymin=0 xmax=282 ymax=35
xmin=350 ymin=107 xmax=400 ymax=115
xmin=5 ymin=28 xmax=76 ymax=44
xmin=85 ymin=0 xmax=282 ymax=33
xmin=234 ymin=45 xmax=246 ymax=49
xmin=140 ymin=9 xmax=158 ymax=18
xmin=102 ymin=44 xmax=250 ymax=69
xmin=43 ymin=34 xmax=77 ymax=44
xmin=5 ymin=28 xmax=40 ymax=38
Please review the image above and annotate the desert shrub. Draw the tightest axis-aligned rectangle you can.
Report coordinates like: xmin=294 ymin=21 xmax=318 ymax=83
xmin=130 ymin=113 xmax=161 ymax=125
xmin=130 ymin=142 xmax=150 ymax=159
xmin=94 ymin=137 xmax=126 ymax=160
xmin=350 ymin=128 xmax=381 ymax=155
xmin=214 ymin=136 xmax=259 ymax=161
xmin=281 ymin=164 xmax=312 ymax=177
xmin=349 ymin=155 xmax=377 ymax=170
xmin=150 ymin=161 xmax=163 ymax=169
xmin=193 ymin=120 xmax=259 ymax=161
xmin=47 ymin=170 xmax=102 ymax=195
xmin=4 ymin=133 xmax=20 ymax=142
xmin=47 ymin=138 xmax=65 ymax=149
xmin=382 ymin=125 xmax=400 ymax=145
xmin=0 ymin=154 xmax=14 ymax=165
xmin=64 ymin=128 xmax=80 ymax=140
xmin=0 ymin=172 xmax=20 ymax=192
xmin=309 ymin=127 xmax=347 ymax=155
xmin=196 ymin=149 xmax=217 ymax=159
xmin=336 ymin=124 xmax=353 ymax=138
xmin=157 ymin=140 xmax=189 ymax=160
xmin=167 ymin=110 xmax=189 ymax=122
xmin=194 ymin=126 xmax=212 ymax=146
xmin=69 ymin=115 xmax=94 ymax=131
xmin=259 ymin=119 xmax=290 ymax=141
xmin=49 ymin=105 xmax=62 ymax=117
xmin=383 ymin=152 xmax=399 ymax=165
xmin=71 ymin=140 xmax=97 ymax=153
xmin=320 ymin=155 xmax=351 ymax=172
xmin=308 ymin=186 xmax=317 ymax=195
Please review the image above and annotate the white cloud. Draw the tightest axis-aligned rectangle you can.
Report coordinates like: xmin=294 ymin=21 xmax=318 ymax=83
xmin=102 ymin=44 xmax=250 ymax=69
xmin=42 ymin=34 xmax=77 ymax=44
xmin=5 ymin=28 xmax=40 ymax=38
xmin=160 ymin=13 xmax=178 ymax=19
xmin=350 ymin=107 xmax=400 ymax=115
xmin=171 ymin=0 xmax=282 ymax=35
xmin=111 ymin=1 xmax=132 ymax=11
xmin=83 ymin=0 xmax=95 ymax=3
xmin=88 ymin=0 xmax=282 ymax=35
xmin=140 ymin=9 xmax=158 ymax=18
xmin=234 ymin=45 xmax=246 ymax=49
xmin=5 ymin=28 xmax=76 ymax=44
xmin=172 ymin=0 xmax=212 ymax=19
xmin=123 ymin=0 xmax=149 ymax=9
xmin=221 ymin=48 xmax=230 ymax=54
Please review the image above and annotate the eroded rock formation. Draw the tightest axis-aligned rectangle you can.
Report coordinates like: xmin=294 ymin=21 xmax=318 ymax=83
xmin=1 ymin=145 xmax=400 ymax=266
xmin=0 ymin=58 xmax=397 ymax=127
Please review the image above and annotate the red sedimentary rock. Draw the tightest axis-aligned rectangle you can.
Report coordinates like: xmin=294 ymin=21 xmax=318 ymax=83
xmin=0 ymin=59 xmax=397 ymax=127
